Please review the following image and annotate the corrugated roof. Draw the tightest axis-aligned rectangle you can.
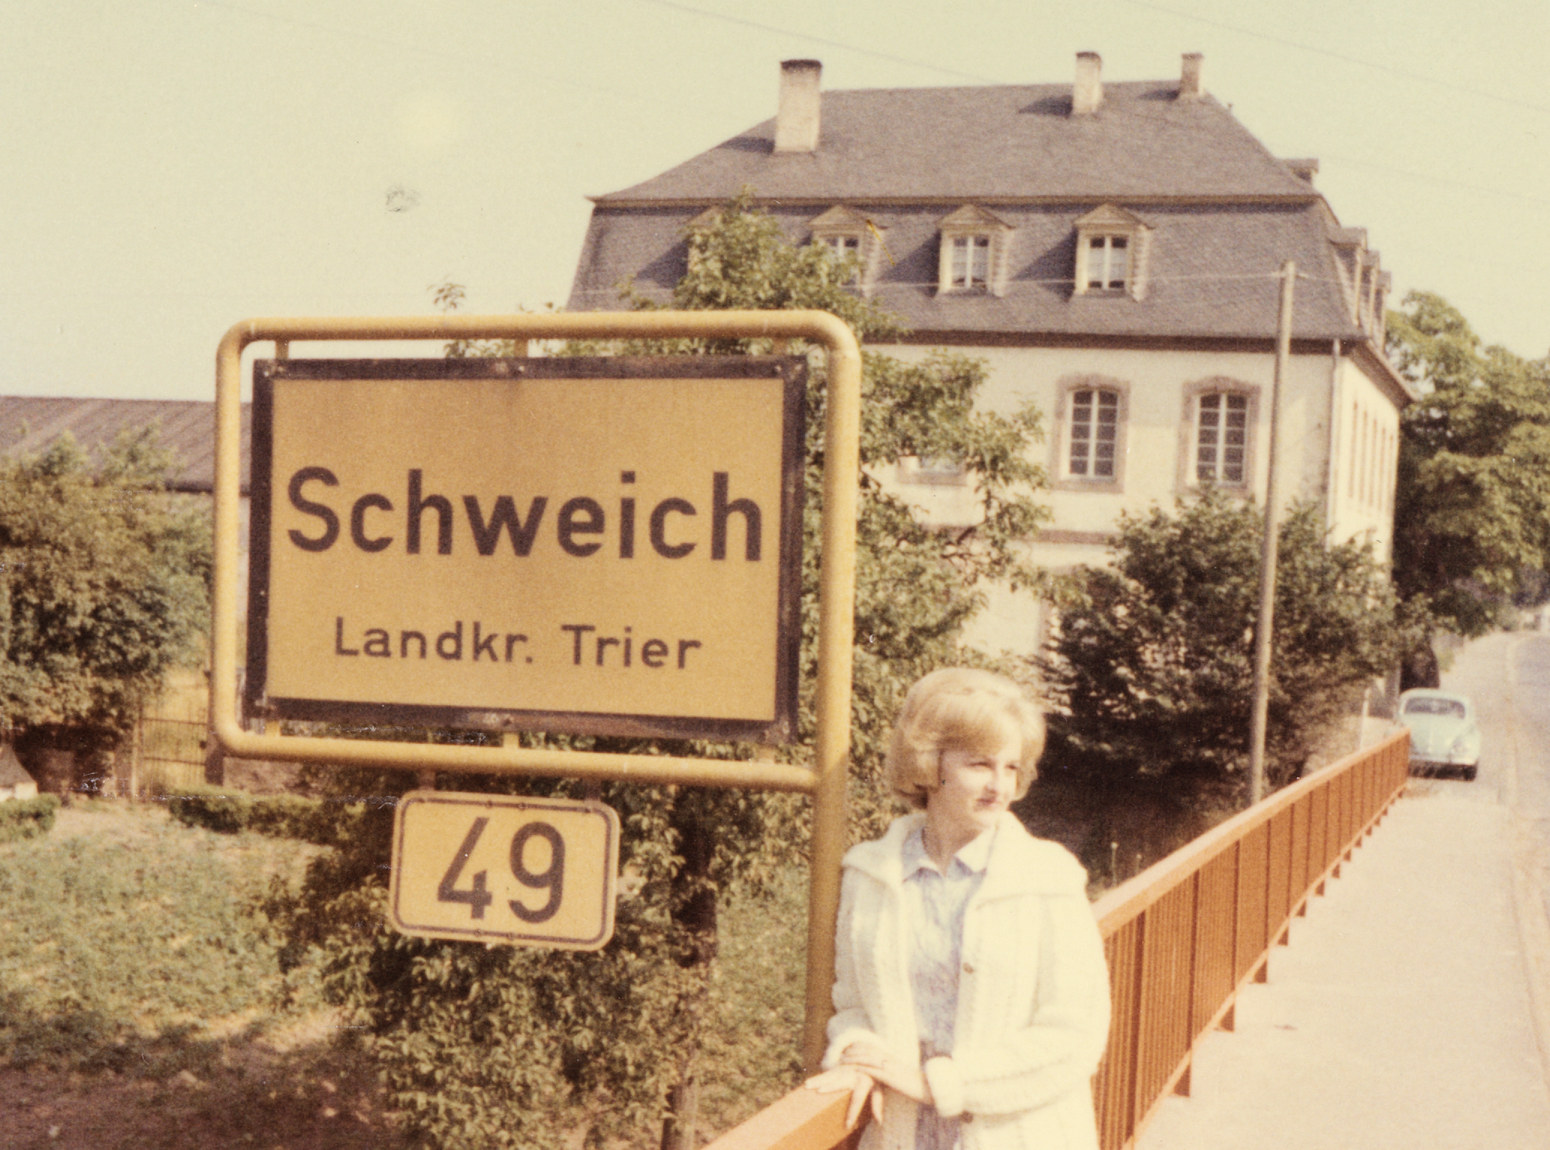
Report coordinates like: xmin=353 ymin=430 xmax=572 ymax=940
xmin=0 ymin=397 xmax=249 ymax=493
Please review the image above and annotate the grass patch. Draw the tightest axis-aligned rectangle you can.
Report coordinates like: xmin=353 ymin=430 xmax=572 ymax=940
xmin=697 ymin=868 xmax=809 ymax=1136
xmin=0 ymin=800 xmax=330 ymax=1075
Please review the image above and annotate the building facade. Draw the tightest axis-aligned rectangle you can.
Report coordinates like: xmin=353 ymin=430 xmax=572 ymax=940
xmin=583 ymin=55 xmax=1410 ymax=652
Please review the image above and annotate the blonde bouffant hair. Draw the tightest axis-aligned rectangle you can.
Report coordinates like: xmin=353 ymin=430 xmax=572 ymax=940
xmin=884 ymin=667 xmax=1046 ymax=810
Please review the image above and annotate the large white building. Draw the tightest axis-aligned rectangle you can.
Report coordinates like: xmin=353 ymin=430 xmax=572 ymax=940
xmin=567 ymin=54 xmax=1411 ymax=652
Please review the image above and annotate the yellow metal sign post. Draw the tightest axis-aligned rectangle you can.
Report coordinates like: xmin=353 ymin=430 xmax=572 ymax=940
xmin=214 ymin=311 xmax=859 ymax=1073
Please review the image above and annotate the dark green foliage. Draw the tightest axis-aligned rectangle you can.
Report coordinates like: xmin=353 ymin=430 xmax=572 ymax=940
xmin=0 ymin=794 xmax=59 ymax=842
xmin=1388 ymin=291 xmax=1550 ymax=642
xmin=165 ymin=786 xmax=365 ymax=846
xmin=1039 ymin=492 xmax=1397 ymax=806
xmin=0 ymin=429 xmax=210 ymax=778
xmin=276 ymin=195 xmax=1050 ymax=1149
xmin=274 ymin=763 xmax=762 ymax=1148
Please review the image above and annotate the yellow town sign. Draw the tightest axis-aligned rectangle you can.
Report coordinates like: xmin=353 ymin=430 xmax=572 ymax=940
xmin=246 ymin=356 xmax=805 ymax=742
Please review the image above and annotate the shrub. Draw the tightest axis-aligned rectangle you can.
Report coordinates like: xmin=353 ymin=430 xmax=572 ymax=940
xmin=0 ymin=429 xmax=210 ymax=783
xmin=0 ymin=794 xmax=59 ymax=843
xmin=1039 ymin=493 xmax=1398 ymax=807
xmin=164 ymin=786 xmax=364 ymax=847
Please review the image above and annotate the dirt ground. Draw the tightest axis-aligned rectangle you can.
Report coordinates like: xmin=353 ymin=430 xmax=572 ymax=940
xmin=0 ymin=804 xmax=407 ymax=1150
xmin=0 ymin=1049 xmax=402 ymax=1150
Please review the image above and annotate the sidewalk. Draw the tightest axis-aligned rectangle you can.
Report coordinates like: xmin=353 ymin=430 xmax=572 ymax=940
xmin=1137 ymin=784 xmax=1550 ymax=1150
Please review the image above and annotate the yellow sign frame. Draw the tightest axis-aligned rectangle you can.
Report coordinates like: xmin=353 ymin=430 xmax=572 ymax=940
xmin=214 ymin=311 xmax=859 ymax=1072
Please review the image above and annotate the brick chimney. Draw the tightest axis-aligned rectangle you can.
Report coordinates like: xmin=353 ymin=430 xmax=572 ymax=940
xmin=775 ymin=59 xmax=822 ymax=153
xmin=1283 ymin=158 xmax=1319 ymax=185
xmin=1179 ymin=53 xmax=1205 ymax=99
xmin=1073 ymin=52 xmax=1102 ymax=115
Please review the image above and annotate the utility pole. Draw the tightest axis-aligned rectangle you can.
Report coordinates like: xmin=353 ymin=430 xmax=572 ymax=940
xmin=1248 ymin=261 xmax=1296 ymax=805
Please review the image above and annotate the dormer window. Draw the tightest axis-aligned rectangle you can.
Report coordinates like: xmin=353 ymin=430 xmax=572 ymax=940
xmin=1084 ymin=234 xmax=1130 ymax=291
xmin=821 ymin=234 xmax=860 ymax=259
xmin=809 ymin=206 xmax=884 ymax=292
xmin=950 ymin=235 xmax=990 ymax=289
xmin=1073 ymin=204 xmax=1152 ymax=299
xmin=937 ymin=206 xmax=1013 ymax=296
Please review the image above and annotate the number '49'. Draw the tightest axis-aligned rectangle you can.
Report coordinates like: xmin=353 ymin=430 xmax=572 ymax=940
xmin=437 ymin=816 xmax=566 ymax=924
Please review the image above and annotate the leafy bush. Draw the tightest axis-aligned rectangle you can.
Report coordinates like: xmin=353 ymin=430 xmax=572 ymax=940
xmin=165 ymin=785 xmax=364 ymax=846
xmin=0 ymin=794 xmax=59 ymax=842
xmin=0 ymin=429 xmax=210 ymax=783
xmin=1039 ymin=492 xmax=1397 ymax=807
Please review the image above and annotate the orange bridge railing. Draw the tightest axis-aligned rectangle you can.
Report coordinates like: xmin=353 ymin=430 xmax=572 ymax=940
xmin=703 ymin=730 xmax=1412 ymax=1150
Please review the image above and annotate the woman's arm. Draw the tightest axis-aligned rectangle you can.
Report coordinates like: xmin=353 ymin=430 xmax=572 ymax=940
xmin=807 ymin=869 xmax=891 ymax=1128
xmin=820 ymin=867 xmax=900 ymax=1067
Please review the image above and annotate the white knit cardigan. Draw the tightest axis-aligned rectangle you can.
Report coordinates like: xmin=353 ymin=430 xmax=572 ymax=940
xmin=822 ymin=812 xmax=1111 ymax=1150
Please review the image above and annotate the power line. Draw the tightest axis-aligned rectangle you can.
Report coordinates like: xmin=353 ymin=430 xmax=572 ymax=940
xmin=634 ymin=0 xmax=1000 ymax=84
xmin=193 ymin=0 xmax=635 ymax=99
xmin=1321 ymin=154 xmax=1550 ymax=208
xmin=575 ymin=271 xmax=1345 ymax=294
xmin=1113 ymin=0 xmax=1550 ymax=115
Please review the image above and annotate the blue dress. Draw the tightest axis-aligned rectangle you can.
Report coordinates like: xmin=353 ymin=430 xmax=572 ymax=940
xmin=901 ymin=825 xmax=994 ymax=1150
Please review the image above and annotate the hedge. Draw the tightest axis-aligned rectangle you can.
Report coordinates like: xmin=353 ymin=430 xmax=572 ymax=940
xmin=164 ymin=787 xmax=365 ymax=847
xmin=0 ymin=794 xmax=61 ymax=843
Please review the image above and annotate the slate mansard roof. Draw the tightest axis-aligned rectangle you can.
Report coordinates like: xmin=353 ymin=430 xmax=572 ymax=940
xmin=569 ymin=69 xmax=1393 ymax=352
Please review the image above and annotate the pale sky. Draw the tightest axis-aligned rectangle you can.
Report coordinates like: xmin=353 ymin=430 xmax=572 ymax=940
xmin=3 ymin=0 xmax=1546 ymax=402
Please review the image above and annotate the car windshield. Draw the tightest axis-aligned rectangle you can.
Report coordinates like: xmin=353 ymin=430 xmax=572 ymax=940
xmin=1403 ymin=697 xmax=1466 ymax=719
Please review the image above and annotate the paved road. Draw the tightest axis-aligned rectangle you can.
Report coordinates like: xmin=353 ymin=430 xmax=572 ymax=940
xmin=1136 ymin=632 xmax=1550 ymax=1149
xmin=1447 ymin=630 xmax=1550 ymax=1055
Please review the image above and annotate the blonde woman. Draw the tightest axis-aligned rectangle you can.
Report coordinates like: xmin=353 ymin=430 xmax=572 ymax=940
xmin=807 ymin=668 xmax=1111 ymax=1150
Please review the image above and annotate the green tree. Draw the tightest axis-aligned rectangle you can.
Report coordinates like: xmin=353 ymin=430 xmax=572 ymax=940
xmin=278 ymin=195 xmax=1049 ymax=1150
xmin=1387 ymin=290 xmax=1550 ymax=675
xmin=1037 ymin=492 xmax=1397 ymax=809
xmin=0 ymin=429 xmax=210 ymax=788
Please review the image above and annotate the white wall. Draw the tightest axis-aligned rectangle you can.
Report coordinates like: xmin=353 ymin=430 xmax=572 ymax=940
xmin=873 ymin=341 xmax=1401 ymax=658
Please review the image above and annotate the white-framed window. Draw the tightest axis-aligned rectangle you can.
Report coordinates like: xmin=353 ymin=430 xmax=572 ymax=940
xmin=1083 ymin=234 xmax=1130 ymax=292
xmin=937 ymin=205 xmax=1012 ymax=296
xmin=1069 ymin=388 xmax=1120 ymax=478
xmin=1054 ymin=376 xmax=1128 ymax=491
xmin=1072 ymin=204 xmax=1151 ymax=299
xmin=898 ymin=455 xmax=968 ymax=486
xmin=822 ymin=234 xmax=860 ymax=258
xmin=817 ymin=232 xmax=864 ymax=284
xmin=809 ymin=206 xmax=882 ymax=292
xmin=1195 ymin=392 xmax=1250 ymax=485
xmin=949 ymin=234 xmax=991 ymax=290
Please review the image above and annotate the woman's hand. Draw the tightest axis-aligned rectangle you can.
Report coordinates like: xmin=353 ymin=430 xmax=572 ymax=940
xmin=804 ymin=1064 xmax=883 ymax=1128
xmin=836 ymin=1040 xmax=932 ymax=1106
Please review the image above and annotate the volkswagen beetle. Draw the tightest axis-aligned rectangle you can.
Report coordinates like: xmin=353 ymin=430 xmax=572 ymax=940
xmin=1396 ymin=689 xmax=1480 ymax=781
